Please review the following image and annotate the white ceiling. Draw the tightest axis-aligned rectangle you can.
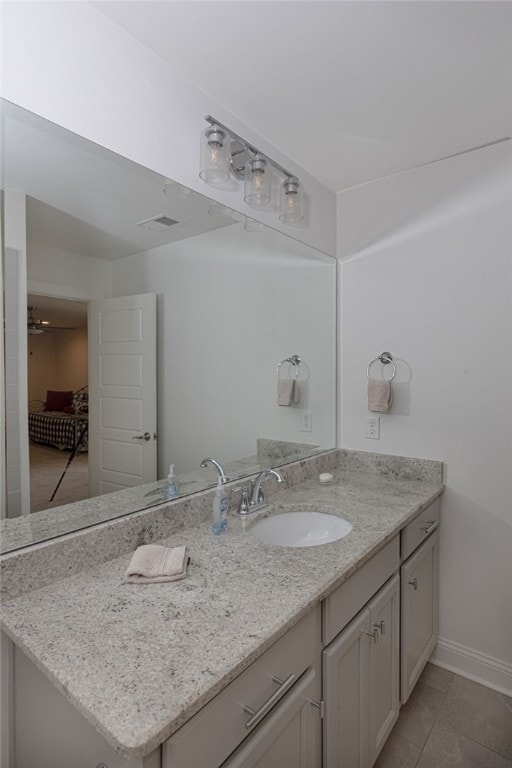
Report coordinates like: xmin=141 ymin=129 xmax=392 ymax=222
xmin=27 ymin=294 xmax=88 ymax=329
xmin=93 ymin=1 xmax=512 ymax=192
xmin=2 ymin=102 xmax=235 ymax=260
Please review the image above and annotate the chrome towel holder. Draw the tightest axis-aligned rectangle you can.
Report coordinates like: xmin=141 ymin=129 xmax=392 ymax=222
xmin=277 ymin=354 xmax=301 ymax=380
xmin=367 ymin=351 xmax=396 ymax=381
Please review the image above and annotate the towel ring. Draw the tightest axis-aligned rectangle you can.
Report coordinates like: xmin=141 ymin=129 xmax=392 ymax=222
xmin=366 ymin=351 xmax=396 ymax=382
xmin=277 ymin=354 xmax=301 ymax=381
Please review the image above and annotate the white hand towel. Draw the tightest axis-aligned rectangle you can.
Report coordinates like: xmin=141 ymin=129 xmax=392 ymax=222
xmin=277 ymin=379 xmax=299 ymax=406
xmin=125 ymin=544 xmax=188 ymax=584
xmin=367 ymin=378 xmax=393 ymax=413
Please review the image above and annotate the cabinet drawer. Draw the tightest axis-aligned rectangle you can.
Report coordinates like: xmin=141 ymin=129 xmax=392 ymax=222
xmin=401 ymin=498 xmax=440 ymax=561
xmin=163 ymin=606 xmax=320 ymax=768
xmin=322 ymin=536 xmax=399 ymax=646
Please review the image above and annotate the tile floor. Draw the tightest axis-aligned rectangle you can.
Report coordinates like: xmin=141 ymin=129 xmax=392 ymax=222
xmin=375 ymin=663 xmax=512 ymax=768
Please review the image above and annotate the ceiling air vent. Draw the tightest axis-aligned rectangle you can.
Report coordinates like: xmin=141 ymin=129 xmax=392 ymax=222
xmin=136 ymin=215 xmax=179 ymax=232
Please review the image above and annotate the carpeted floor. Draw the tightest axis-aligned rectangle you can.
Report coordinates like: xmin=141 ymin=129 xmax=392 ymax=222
xmin=30 ymin=443 xmax=90 ymax=512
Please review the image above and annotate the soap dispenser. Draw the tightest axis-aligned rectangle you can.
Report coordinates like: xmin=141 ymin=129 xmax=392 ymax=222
xmin=164 ymin=464 xmax=180 ymax=501
xmin=212 ymin=477 xmax=228 ymax=535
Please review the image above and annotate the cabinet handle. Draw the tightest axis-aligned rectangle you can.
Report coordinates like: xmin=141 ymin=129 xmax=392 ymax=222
xmin=418 ymin=520 xmax=438 ymax=535
xmin=373 ymin=620 xmax=385 ymax=635
xmin=407 ymin=578 xmax=418 ymax=591
xmin=365 ymin=628 xmax=379 ymax=644
xmin=243 ymin=674 xmax=296 ymax=729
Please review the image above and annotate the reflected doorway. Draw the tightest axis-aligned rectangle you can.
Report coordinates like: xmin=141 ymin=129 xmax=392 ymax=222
xmin=27 ymin=295 xmax=89 ymax=512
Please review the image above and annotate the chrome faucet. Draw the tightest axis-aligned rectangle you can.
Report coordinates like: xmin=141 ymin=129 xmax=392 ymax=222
xmin=200 ymin=457 xmax=230 ymax=484
xmin=249 ymin=468 xmax=284 ymax=511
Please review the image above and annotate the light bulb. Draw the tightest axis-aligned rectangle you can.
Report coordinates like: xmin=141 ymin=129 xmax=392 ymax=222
xmin=279 ymin=177 xmax=303 ymax=224
xmin=244 ymin=155 xmax=271 ymax=207
xmin=199 ymin=126 xmax=230 ymax=184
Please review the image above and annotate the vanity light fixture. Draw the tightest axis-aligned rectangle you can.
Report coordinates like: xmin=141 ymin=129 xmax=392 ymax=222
xmin=199 ymin=115 xmax=304 ymax=224
xmin=199 ymin=124 xmax=230 ymax=184
xmin=279 ymin=177 xmax=304 ymax=224
xmin=244 ymin=154 xmax=271 ymax=207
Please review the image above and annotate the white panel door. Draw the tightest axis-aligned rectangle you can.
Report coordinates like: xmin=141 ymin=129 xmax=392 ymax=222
xmin=89 ymin=294 xmax=157 ymax=496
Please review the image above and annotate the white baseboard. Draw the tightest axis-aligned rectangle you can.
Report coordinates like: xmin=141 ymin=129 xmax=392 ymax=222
xmin=430 ymin=636 xmax=512 ymax=697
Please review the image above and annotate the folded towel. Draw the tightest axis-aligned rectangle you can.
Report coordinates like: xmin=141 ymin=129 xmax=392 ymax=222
xmin=125 ymin=544 xmax=188 ymax=584
xmin=277 ymin=379 xmax=299 ymax=406
xmin=368 ymin=378 xmax=393 ymax=413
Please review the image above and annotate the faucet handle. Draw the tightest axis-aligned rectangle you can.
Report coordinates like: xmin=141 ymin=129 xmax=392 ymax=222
xmin=233 ymin=487 xmax=250 ymax=516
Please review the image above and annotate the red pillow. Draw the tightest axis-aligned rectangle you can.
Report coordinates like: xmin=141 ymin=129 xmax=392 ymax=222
xmin=45 ymin=390 xmax=73 ymax=411
xmin=63 ymin=405 xmax=75 ymax=414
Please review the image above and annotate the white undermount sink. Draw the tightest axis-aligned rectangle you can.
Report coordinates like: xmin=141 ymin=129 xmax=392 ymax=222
xmin=249 ymin=508 xmax=352 ymax=548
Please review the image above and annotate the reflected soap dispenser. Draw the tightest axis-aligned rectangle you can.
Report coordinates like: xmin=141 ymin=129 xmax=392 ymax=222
xmin=212 ymin=478 xmax=228 ymax=535
xmin=164 ymin=464 xmax=180 ymax=501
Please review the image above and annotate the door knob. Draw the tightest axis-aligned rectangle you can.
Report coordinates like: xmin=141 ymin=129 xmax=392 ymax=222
xmin=131 ymin=432 xmax=151 ymax=441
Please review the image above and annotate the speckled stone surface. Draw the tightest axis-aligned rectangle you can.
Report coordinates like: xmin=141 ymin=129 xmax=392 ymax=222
xmin=0 ymin=457 xmax=443 ymax=759
xmin=257 ymin=438 xmax=322 ymax=464
xmin=0 ymin=450 xmax=339 ymax=599
xmin=0 ymin=443 xmax=326 ymax=555
xmin=338 ymin=449 xmax=443 ymax=483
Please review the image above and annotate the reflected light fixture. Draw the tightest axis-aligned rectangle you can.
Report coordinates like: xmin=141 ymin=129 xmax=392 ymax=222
xmin=163 ymin=179 xmax=192 ymax=198
xmin=199 ymin=115 xmax=304 ymax=225
xmin=208 ymin=201 xmax=233 ymax=218
xmin=244 ymin=217 xmax=267 ymax=233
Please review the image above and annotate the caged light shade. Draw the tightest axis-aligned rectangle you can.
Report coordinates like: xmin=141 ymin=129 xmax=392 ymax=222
xmin=199 ymin=125 xmax=230 ymax=184
xmin=279 ymin=177 xmax=304 ymax=224
xmin=244 ymin=155 xmax=271 ymax=207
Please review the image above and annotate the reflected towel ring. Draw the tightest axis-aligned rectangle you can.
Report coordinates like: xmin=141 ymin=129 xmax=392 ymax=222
xmin=277 ymin=354 xmax=301 ymax=381
xmin=366 ymin=351 xmax=396 ymax=381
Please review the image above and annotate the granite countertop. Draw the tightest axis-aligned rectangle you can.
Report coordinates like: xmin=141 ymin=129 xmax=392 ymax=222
xmin=0 ymin=467 xmax=443 ymax=759
xmin=0 ymin=443 xmax=323 ymax=555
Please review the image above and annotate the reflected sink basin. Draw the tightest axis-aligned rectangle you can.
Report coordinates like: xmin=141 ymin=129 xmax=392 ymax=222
xmin=249 ymin=508 xmax=352 ymax=548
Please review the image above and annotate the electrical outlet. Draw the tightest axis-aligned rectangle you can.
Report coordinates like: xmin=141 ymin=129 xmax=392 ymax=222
xmin=300 ymin=411 xmax=313 ymax=432
xmin=366 ymin=416 xmax=380 ymax=439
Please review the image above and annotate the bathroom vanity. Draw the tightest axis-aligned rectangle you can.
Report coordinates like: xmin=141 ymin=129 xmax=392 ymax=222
xmin=0 ymin=450 xmax=443 ymax=768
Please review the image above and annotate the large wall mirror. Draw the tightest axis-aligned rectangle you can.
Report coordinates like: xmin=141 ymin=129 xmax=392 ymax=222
xmin=1 ymin=100 xmax=336 ymax=553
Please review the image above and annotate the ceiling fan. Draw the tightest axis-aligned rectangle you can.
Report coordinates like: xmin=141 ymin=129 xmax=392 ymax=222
xmin=27 ymin=306 xmax=78 ymax=335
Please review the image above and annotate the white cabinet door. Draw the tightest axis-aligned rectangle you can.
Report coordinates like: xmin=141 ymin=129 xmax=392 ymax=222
xmin=368 ymin=574 xmax=400 ymax=765
xmin=221 ymin=667 xmax=321 ymax=768
xmin=323 ymin=607 xmax=370 ymax=768
xmin=323 ymin=574 xmax=400 ymax=768
xmin=401 ymin=530 xmax=439 ymax=703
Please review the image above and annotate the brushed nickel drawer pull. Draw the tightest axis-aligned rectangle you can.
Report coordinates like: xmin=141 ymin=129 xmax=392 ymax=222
xmin=418 ymin=520 xmax=439 ymax=535
xmin=373 ymin=620 xmax=385 ymax=635
xmin=243 ymin=674 xmax=297 ymax=729
xmin=365 ymin=628 xmax=379 ymax=644
xmin=407 ymin=578 xmax=419 ymax=591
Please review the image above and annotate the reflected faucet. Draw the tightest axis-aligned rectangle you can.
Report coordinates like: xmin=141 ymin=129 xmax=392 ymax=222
xmin=200 ymin=457 xmax=230 ymax=484
xmin=249 ymin=469 xmax=284 ymax=511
